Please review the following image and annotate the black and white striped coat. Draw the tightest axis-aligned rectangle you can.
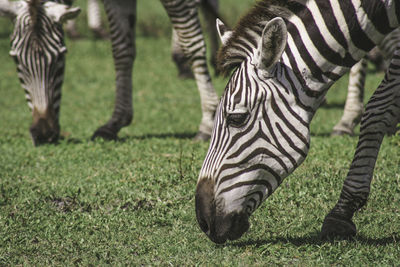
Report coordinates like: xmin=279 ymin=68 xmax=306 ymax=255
xmin=334 ymin=27 xmax=400 ymax=135
xmin=0 ymin=0 xmax=80 ymax=145
xmin=195 ymin=0 xmax=400 ymax=244
xmin=0 ymin=0 xmax=219 ymax=144
xmin=92 ymin=0 xmax=219 ymax=141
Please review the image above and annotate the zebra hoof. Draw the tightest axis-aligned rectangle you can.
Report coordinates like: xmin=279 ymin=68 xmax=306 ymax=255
xmin=194 ymin=131 xmax=211 ymax=141
xmin=91 ymin=127 xmax=118 ymax=141
xmin=331 ymin=129 xmax=354 ymax=136
xmin=320 ymin=214 xmax=356 ymax=241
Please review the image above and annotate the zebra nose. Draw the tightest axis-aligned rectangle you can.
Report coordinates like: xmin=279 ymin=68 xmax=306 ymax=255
xmin=30 ymin=118 xmax=60 ymax=146
xmin=195 ymin=178 xmax=250 ymax=244
xmin=195 ymin=179 xmax=215 ymax=238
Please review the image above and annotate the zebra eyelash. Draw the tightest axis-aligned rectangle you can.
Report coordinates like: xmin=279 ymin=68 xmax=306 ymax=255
xmin=225 ymin=112 xmax=250 ymax=128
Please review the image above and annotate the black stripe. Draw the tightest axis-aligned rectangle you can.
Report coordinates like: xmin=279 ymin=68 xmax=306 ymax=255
xmin=361 ymin=0 xmax=394 ymax=34
xmin=338 ymin=0 xmax=375 ymax=51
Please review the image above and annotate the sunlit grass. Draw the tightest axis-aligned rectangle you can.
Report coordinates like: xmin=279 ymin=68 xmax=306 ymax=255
xmin=0 ymin=1 xmax=399 ymax=265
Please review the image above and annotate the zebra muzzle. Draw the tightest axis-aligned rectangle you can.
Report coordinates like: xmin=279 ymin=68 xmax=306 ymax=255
xmin=30 ymin=109 xmax=60 ymax=146
xmin=196 ymin=178 xmax=250 ymax=244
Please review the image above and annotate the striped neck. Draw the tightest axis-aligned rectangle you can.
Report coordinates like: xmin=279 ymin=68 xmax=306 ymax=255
xmin=218 ymin=0 xmax=399 ymax=122
xmin=280 ymin=0 xmax=398 ymax=114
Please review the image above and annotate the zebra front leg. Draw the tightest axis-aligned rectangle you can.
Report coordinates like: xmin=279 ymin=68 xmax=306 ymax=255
xmin=332 ymin=59 xmax=366 ymax=136
xmin=162 ymin=0 xmax=219 ymax=140
xmin=321 ymin=51 xmax=400 ymax=240
xmin=87 ymin=0 xmax=108 ymax=39
xmin=92 ymin=0 xmax=136 ymax=141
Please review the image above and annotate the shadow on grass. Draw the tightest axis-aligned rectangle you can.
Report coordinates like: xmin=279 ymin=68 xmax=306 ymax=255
xmin=228 ymin=231 xmax=399 ymax=248
xmin=118 ymin=132 xmax=197 ymax=141
xmin=55 ymin=131 xmax=198 ymax=145
xmin=319 ymin=102 xmax=345 ymax=110
xmin=229 ymin=231 xmax=323 ymax=247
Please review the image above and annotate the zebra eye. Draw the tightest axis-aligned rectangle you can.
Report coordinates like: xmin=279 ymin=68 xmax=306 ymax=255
xmin=226 ymin=112 xmax=249 ymax=128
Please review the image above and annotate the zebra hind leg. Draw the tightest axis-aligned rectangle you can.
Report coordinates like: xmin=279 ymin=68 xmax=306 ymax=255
xmin=332 ymin=59 xmax=366 ymax=136
xmin=171 ymin=29 xmax=194 ymax=79
xmin=321 ymin=49 xmax=400 ymax=240
xmin=91 ymin=0 xmax=136 ymax=141
xmin=162 ymin=0 xmax=219 ymax=140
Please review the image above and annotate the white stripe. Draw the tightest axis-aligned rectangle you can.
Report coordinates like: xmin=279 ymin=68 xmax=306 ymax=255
xmin=307 ymin=0 xmax=346 ymax=58
xmin=330 ymin=0 xmax=365 ymax=60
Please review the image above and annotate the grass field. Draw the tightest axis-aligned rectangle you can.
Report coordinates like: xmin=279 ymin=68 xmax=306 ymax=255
xmin=0 ymin=1 xmax=399 ymax=265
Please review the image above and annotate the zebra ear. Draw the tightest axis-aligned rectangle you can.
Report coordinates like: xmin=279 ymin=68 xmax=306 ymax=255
xmin=0 ymin=0 xmax=24 ymax=19
xmin=216 ymin=18 xmax=232 ymax=45
xmin=256 ymin=17 xmax=287 ymax=72
xmin=44 ymin=2 xmax=81 ymax=24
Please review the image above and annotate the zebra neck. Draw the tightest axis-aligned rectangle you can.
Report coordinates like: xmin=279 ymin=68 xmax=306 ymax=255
xmin=279 ymin=0 xmax=399 ymax=118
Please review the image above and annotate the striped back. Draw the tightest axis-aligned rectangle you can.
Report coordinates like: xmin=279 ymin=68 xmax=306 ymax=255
xmin=195 ymin=0 xmax=399 ymax=243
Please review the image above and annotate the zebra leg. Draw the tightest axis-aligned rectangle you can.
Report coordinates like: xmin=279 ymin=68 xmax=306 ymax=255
xmin=65 ymin=18 xmax=81 ymax=39
xmin=162 ymin=0 xmax=219 ymax=140
xmin=171 ymin=28 xmax=194 ymax=79
xmin=332 ymin=59 xmax=366 ymax=136
xmin=367 ymin=47 xmax=386 ymax=72
xmin=87 ymin=0 xmax=108 ymax=39
xmin=321 ymin=50 xmax=400 ymax=240
xmin=92 ymin=0 xmax=136 ymax=141
xmin=200 ymin=0 xmax=220 ymax=76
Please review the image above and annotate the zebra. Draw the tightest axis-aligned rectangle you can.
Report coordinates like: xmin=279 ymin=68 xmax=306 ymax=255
xmin=333 ymin=27 xmax=400 ymax=136
xmin=0 ymin=0 xmax=80 ymax=146
xmin=1 ymin=0 xmax=219 ymax=145
xmin=195 ymin=0 xmax=400 ymax=244
xmin=91 ymin=0 xmax=219 ymax=141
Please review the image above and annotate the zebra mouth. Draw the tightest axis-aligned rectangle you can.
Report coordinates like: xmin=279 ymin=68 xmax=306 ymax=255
xmin=196 ymin=178 xmax=252 ymax=244
xmin=29 ymin=118 xmax=60 ymax=146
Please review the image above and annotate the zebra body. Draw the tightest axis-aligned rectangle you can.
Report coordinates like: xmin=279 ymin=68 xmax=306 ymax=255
xmin=195 ymin=0 xmax=400 ymax=244
xmin=0 ymin=0 xmax=80 ymax=145
xmin=333 ymin=27 xmax=400 ymax=135
xmin=91 ymin=0 xmax=219 ymax=141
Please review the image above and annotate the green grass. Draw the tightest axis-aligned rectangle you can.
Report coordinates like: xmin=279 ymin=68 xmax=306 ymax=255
xmin=0 ymin=1 xmax=400 ymax=265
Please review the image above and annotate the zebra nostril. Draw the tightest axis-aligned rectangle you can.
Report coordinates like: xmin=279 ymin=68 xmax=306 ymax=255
xmin=198 ymin=217 xmax=210 ymax=235
xmin=195 ymin=178 xmax=215 ymax=236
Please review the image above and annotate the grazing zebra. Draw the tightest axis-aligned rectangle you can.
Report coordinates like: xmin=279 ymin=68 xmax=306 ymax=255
xmin=0 ymin=0 xmax=80 ymax=146
xmin=195 ymin=0 xmax=400 ymax=244
xmin=333 ymin=27 xmax=400 ymax=135
xmin=92 ymin=0 xmax=219 ymax=141
xmin=1 ymin=0 xmax=219 ymax=144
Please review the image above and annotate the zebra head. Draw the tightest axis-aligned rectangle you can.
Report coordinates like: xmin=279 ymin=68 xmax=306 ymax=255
xmin=196 ymin=17 xmax=310 ymax=244
xmin=0 ymin=0 xmax=80 ymax=146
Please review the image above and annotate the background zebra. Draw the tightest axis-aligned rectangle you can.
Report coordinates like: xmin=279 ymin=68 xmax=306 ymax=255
xmin=333 ymin=27 xmax=400 ymax=136
xmin=91 ymin=0 xmax=219 ymax=141
xmin=0 ymin=0 xmax=219 ymax=145
xmin=0 ymin=0 xmax=80 ymax=146
xmin=171 ymin=0 xmax=221 ymax=79
xmin=195 ymin=0 xmax=399 ymax=244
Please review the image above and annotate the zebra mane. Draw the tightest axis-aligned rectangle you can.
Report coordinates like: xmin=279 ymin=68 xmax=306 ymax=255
xmin=27 ymin=0 xmax=43 ymax=29
xmin=217 ymin=0 xmax=305 ymax=76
